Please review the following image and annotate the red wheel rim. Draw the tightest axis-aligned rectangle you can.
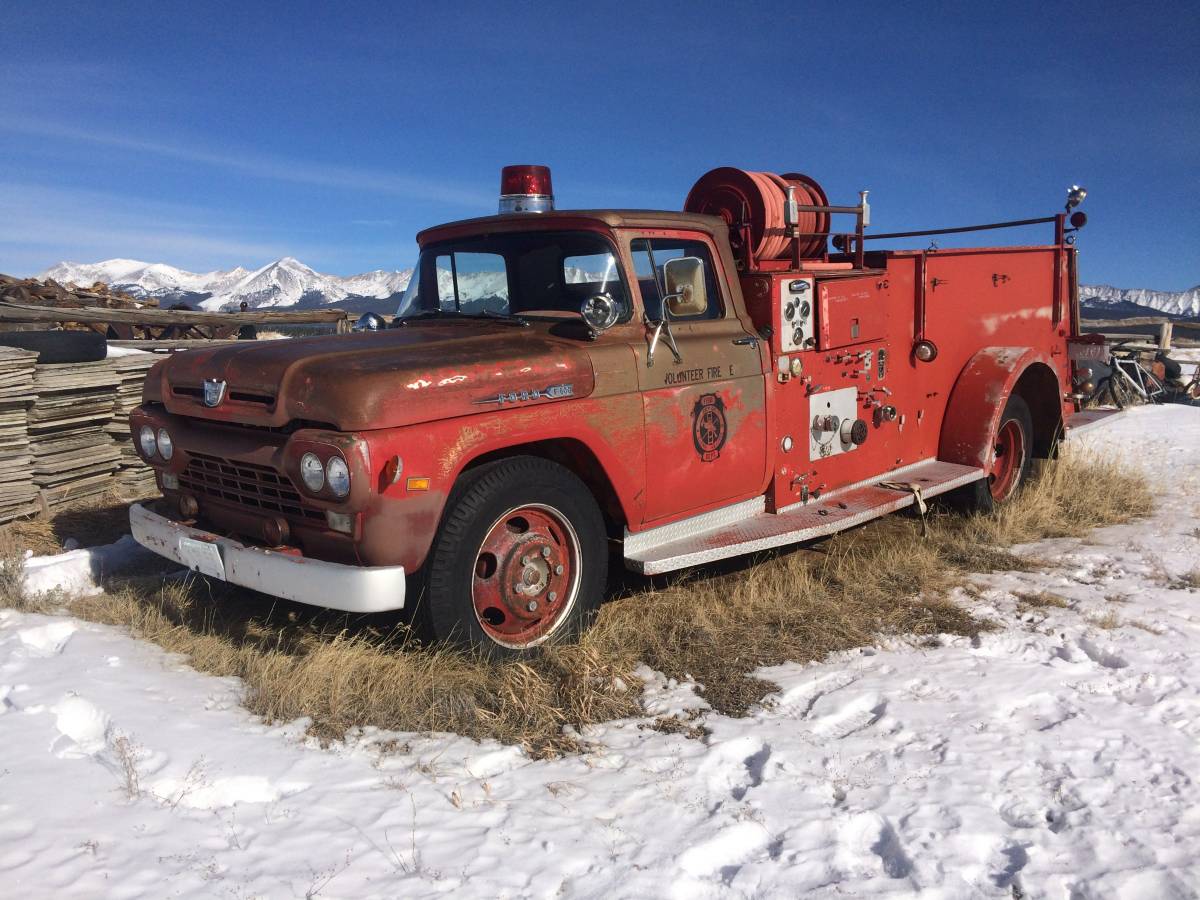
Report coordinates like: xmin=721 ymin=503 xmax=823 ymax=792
xmin=988 ymin=419 xmax=1026 ymax=502
xmin=471 ymin=504 xmax=581 ymax=649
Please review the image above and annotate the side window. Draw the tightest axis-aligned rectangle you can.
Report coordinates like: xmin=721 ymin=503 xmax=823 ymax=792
xmin=452 ymin=252 xmax=509 ymax=314
xmin=630 ymin=238 xmax=723 ymax=321
xmin=435 ymin=252 xmax=509 ymax=314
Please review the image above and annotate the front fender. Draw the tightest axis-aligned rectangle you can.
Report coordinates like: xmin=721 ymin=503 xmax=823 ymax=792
xmin=938 ymin=346 xmax=1055 ymax=471
xmin=357 ymin=394 xmax=646 ymax=572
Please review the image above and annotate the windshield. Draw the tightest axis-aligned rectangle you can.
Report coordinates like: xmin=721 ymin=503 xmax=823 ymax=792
xmin=396 ymin=231 xmax=629 ymax=320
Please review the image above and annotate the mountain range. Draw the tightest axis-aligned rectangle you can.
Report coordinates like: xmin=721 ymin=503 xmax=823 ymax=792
xmin=38 ymin=258 xmax=1199 ymax=320
xmin=1077 ymin=283 xmax=1200 ymax=319
xmin=39 ymin=258 xmax=412 ymax=312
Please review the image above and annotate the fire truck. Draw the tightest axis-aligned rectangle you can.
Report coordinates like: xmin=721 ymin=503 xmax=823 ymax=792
xmin=128 ymin=165 xmax=1100 ymax=655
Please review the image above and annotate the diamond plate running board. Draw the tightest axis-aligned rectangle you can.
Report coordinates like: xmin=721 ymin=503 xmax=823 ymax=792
xmin=1063 ymin=408 xmax=1123 ymax=438
xmin=624 ymin=460 xmax=985 ymax=575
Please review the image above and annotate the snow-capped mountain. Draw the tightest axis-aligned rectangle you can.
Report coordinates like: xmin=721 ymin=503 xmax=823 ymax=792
xmin=42 ymin=259 xmax=1198 ymax=320
xmin=1080 ymin=283 xmax=1200 ymax=319
xmin=40 ymin=258 xmax=412 ymax=311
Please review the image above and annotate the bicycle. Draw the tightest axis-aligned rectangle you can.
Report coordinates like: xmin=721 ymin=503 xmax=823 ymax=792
xmin=1105 ymin=340 xmax=1168 ymax=408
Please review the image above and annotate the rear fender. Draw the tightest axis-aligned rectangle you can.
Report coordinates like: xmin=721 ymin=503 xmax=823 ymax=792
xmin=939 ymin=347 xmax=1057 ymax=471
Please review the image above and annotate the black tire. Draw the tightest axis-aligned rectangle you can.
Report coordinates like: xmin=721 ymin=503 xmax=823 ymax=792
xmin=415 ymin=456 xmax=607 ymax=657
xmin=949 ymin=393 xmax=1034 ymax=515
xmin=0 ymin=330 xmax=107 ymax=363
xmin=1105 ymin=376 xmax=1126 ymax=409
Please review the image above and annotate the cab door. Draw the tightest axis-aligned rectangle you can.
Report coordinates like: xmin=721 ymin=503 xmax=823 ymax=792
xmin=629 ymin=234 xmax=768 ymax=524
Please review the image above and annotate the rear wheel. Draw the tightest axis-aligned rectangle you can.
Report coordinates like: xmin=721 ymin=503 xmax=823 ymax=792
xmin=1106 ymin=375 xmax=1126 ymax=409
xmin=951 ymin=393 xmax=1034 ymax=514
xmin=416 ymin=457 xmax=607 ymax=656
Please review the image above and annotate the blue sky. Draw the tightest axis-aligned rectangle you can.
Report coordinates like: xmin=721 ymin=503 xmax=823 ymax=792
xmin=2 ymin=0 xmax=1196 ymax=289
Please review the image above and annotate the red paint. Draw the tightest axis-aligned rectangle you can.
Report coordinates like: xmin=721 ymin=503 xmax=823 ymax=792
xmin=472 ymin=504 xmax=577 ymax=647
xmin=989 ymin=419 xmax=1025 ymax=502
xmin=131 ymin=173 xmax=1078 ymax=584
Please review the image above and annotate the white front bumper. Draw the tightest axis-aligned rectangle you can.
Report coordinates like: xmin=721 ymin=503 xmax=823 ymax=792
xmin=129 ymin=503 xmax=407 ymax=613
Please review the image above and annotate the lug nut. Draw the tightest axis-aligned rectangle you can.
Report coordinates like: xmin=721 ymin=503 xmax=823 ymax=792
xmin=521 ymin=555 xmax=530 ymax=565
xmin=513 ymin=583 xmax=525 ymax=594
xmin=554 ymin=564 xmax=564 ymax=575
xmin=548 ymin=591 xmax=557 ymax=602
xmin=541 ymin=547 xmax=552 ymax=558
xmin=527 ymin=600 xmax=538 ymax=612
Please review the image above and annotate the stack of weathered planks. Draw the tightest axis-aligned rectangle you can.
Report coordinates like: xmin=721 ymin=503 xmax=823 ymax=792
xmin=29 ymin=361 xmax=124 ymax=506
xmin=106 ymin=353 xmax=160 ymax=497
xmin=0 ymin=273 xmax=155 ymax=313
xmin=0 ymin=347 xmax=40 ymax=522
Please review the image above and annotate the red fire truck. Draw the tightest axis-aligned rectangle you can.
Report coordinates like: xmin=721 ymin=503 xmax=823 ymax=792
xmin=129 ymin=165 xmax=1100 ymax=655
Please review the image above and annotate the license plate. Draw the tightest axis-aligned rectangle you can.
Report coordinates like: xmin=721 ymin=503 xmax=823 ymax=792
xmin=177 ymin=537 xmax=226 ymax=580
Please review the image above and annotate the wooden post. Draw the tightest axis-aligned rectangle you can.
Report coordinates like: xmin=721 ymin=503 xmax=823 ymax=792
xmin=1159 ymin=321 xmax=1173 ymax=351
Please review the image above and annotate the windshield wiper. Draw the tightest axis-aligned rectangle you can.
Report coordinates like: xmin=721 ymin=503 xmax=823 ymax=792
xmin=398 ymin=309 xmax=528 ymax=327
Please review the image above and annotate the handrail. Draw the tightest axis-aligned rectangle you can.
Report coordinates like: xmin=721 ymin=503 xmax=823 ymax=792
xmin=861 ymin=216 xmax=1058 ymax=242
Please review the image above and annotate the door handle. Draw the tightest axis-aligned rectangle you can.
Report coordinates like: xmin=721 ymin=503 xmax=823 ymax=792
xmin=732 ymin=336 xmax=758 ymax=348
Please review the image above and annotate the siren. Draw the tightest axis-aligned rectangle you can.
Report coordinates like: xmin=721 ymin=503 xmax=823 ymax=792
xmin=499 ymin=165 xmax=554 ymax=213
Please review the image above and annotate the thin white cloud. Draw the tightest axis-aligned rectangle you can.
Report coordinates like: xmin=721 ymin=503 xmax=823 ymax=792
xmin=0 ymin=181 xmax=320 ymax=276
xmin=7 ymin=119 xmax=490 ymax=208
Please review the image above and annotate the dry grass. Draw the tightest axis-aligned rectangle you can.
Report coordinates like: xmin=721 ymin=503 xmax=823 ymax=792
xmin=1016 ymin=590 xmax=1070 ymax=612
xmin=3 ymin=493 xmax=142 ymax=557
xmin=1087 ymin=611 xmax=1123 ymax=630
xmin=1170 ymin=568 xmax=1200 ymax=591
xmin=2 ymin=449 xmax=1154 ymax=755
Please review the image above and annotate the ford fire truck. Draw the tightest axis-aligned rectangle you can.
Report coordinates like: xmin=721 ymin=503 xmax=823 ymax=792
xmin=129 ymin=165 xmax=1100 ymax=655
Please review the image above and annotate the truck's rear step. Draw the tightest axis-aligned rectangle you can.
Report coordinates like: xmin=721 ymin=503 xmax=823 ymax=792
xmin=1063 ymin=408 xmax=1122 ymax=437
xmin=625 ymin=460 xmax=985 ymax=575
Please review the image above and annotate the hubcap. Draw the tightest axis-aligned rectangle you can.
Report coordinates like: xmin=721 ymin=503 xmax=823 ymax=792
xmin=472 ymin=504 xmax=581 ymax=648
xmin=987 ymin=419 xmax=1026 ymax=502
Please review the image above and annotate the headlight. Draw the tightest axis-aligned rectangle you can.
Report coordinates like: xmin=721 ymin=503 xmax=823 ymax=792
xmin=326 ymin=456 xmax=350 ymax=498
xmin=300 ymin=452 xmax=325 ymax=492
xmin=139 ymin=425 xmax=157 ymax=458
xmin=156 ymin=428 xmax=174 ymax=460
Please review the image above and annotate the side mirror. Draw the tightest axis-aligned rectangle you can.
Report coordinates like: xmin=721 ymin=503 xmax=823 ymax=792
xmin=662 ymin=257 xmax=707 ymax=317
xmin=580 ymin=293 xmax=619 ymax=332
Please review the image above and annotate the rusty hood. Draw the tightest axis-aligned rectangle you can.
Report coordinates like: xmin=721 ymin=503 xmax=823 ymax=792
xmin=147 ymin=324 xmax=596 ymax=430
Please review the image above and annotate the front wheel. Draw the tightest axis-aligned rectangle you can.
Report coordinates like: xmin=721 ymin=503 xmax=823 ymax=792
xmin=950 ymin=393 xmax=1034 ymax=514
xmin=416 ymin=457 xmax=607 ymax=656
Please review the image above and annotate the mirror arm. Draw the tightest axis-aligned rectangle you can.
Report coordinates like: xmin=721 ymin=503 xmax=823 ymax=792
xmin=661 ymin=323 xmax=682 ymax=364
xmin=645 ymin=308 xmax=682 ymax=368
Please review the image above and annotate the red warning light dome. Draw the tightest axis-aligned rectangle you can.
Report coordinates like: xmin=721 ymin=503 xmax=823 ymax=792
xmin=499 ymin=165 xmax=554 ymax=213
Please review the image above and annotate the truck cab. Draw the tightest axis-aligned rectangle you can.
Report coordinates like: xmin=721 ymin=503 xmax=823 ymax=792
xmin=129 ymin=165 xmax=1087 ymax=655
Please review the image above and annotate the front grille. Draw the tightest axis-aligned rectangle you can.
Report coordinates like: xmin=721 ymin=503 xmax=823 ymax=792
xmin=173 ymin=386 xmax=275 ymax=406
xmin=179 ymin=453 xmax=322 ymax=521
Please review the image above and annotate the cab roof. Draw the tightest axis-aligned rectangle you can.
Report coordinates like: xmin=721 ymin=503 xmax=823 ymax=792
xmin=417 ymin=209 xmax=729 ymax=246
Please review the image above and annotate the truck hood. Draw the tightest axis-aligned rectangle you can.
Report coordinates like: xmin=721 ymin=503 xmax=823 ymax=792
xmin=148 ymin=323 xmax=596 ymax=430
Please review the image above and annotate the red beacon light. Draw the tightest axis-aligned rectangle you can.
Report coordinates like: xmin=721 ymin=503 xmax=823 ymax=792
xmin=499 ymin=165 xmax=554 ymax=213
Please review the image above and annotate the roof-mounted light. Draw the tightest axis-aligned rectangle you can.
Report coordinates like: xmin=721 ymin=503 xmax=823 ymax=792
xmin=1065 ymin=184 xmax=1087 ymax=212
xmin=499 ymin=165 xmax=554 ymax=214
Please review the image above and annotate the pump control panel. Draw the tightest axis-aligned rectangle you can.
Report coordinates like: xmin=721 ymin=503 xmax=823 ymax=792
xmin=808 ymin=386 xmax=868 ymax=460
xmin=780 ymin=276 xmax=815 ymax=352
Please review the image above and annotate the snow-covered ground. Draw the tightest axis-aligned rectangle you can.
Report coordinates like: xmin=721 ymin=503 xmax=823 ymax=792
xmin=3 ymin=406 xmax=1200 ymax=898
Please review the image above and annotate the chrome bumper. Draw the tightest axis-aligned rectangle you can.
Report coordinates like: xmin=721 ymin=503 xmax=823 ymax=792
xmin=129 ymin=503 xmax=407 ymax=613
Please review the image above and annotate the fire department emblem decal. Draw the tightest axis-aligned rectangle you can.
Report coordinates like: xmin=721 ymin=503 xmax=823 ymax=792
xmin=691 ymin=393 xmax=728 ymax=462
